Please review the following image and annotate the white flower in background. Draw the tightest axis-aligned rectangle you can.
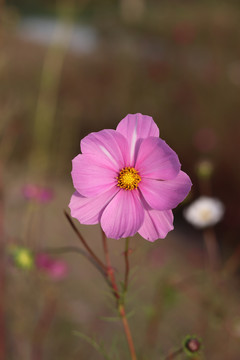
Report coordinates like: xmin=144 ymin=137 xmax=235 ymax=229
xmin=184 ymin=196 xmax=224 ymax=228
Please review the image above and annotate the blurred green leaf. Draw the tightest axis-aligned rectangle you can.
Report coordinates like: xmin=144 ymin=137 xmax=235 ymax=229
xmin=73 ymin=331 xmax=111 ymax=360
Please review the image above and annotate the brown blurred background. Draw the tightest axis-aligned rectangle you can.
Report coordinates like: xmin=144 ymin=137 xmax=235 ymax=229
xmin=1 ymin=1 xmax=240 ymax=359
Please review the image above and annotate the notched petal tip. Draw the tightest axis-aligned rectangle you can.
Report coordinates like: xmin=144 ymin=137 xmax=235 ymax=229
xmin=138 ymin=208 xmax=174 ymax=242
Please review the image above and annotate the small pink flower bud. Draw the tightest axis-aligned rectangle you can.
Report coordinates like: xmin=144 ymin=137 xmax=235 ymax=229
xmin=183 ymin=335 xmax=202 ymax=356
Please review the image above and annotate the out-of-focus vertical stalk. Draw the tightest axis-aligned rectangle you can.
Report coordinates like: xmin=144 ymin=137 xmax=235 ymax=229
xmin=196 ymin=160 xmax=221 ymax=271
xmin=0 ymin=162 xmax=6 ymax=360
xmin=203 ymin=227 xmax=221 ymax=271
xmin=164 ymin=348 xmax=183 ymax=360
xmin=31 ymin=296 xmax=57 ymax=360
xmin=223 ymin=243 xmax=240 ymax=277
xmin=29 ymin=4 xmax=74 ymax=177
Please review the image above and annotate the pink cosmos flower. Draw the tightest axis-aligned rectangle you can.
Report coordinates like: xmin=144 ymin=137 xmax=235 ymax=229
xmin=69 ymin=113 xmax=192 ymax=241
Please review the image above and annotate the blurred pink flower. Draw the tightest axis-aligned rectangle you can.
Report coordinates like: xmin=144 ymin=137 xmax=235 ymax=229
xmin=22 ymin=184 xmax=54 ymax=203
xmin=69 ymin=113 xmax=192 ymax=241
xmin=35 ymin=253 xmax=68 ymax=280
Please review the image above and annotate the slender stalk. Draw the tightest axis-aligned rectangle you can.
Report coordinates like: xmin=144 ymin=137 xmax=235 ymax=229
xmin=101 ymin=229 xmax=111 ymax=269
xmin=43 ymin=246 xmax=107 ymax=278
xmin=31 ymin=297 xmax=57 ymax=360
xmin=66 ymin=218 xmax=137 ymax=359
xmin=203 ymin=227 xmax=221 ymax=271
xmin=164 ymin=347 xmax=183 ymax=360
xmin=101 ymin=229 xmax=120 ymax=300
xmin=0 ymin=162 xmax=6 ymax=360
xmin=119 ymin=304 xmax=137 ymax=360
xmin=223 ymin=243 xmax=240 ymax=277
xmin=0 ymin=249 xmax=5 ymax=360
xmin=65 ymin=211 xmax=107 ymax=272
xmin=124 ymin=237 xmax=130 ymax=293
xmin=101 ymin=231 xmax=137 ymax=360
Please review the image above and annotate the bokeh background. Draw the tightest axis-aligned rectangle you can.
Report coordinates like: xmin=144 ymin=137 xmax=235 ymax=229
xmin=1 ymin=1 xmax=240 ymax=359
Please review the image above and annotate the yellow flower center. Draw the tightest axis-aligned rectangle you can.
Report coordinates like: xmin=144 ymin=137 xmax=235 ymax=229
xmin=117 ymin=167 xmax=141 ymax=190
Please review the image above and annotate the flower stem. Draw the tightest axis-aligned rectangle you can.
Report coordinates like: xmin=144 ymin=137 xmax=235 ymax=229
xmin=31 ymin=296 xmax=57 ymax=360
xmin=65 ymin=211 xmax=107 ymax=272
xmin=164 ymin=347 xmax=183 ymax=360
xmin=101 ymin=231 xmax=137 ymax=360
xmin=124 ymin=237 xmax=130 ymax=294
xmin=101 ymin=230 xmax=120 ymax=300
xmin=0 ymin=247 xmax=5 ymax=360
xmin=101 ymin=229 xmax=111 ymax=269
xmin=0 ymin=162 xmax=6 ymax=360
xmin=203 ymin=227 xmax=221 ymax=271
xmin=118 ymin=304 xmax=137 ymax=360
xmin=223 ymin=242 xmax=240 ymax=276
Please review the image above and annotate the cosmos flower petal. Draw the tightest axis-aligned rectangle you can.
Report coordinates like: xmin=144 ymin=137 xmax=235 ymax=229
xmin=135 ymin=137 xmax=181 ymax=180
xmin=69 ymin=188 xmax=119 ymax=225
xmin=138 ymin=205 xmax=174 ymax=242
xmin=80 ymin=129 xmax=129 ymax=170
xmin=100 ymin=190 xmax=144 ymax=239
xmin=71 ymin=154 xmax=117 ymax=197
xmin=116 ymin=113 xmax=159 ymax=164
xmin=140 ymin=171 xmax=192 ymax=211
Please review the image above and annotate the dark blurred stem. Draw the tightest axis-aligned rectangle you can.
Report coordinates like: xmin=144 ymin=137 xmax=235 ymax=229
xmin=31 ymin=297 xmax=57 ymax=360
xmin=203 ymin=227 xmax=221 ymax=271
xmin=101 ymin=229 xmax=111 ymax=269
xmin=0 ymin=253 xmax=5 ymax=360
xmin=65 ymin=211 xmax=107 ymax=272
xmin=164 ymin=347 xmax=183 ymax=360
xmin=0 ymin=163 xmax=6 ymax=360
xmin=223 ymin=243 xmax=240 ymax=276
xmin=101 ymin=229 xmax=120 ymax=300
xmin=101 ymin=231 xmax=137 ymax=360
xmin=44 ymin=245 xmax=107 ymax=278
xmin=124 ymin=237 xmax=130 ymax=294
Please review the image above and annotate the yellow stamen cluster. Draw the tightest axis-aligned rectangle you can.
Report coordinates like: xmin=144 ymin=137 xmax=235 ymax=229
xmin=117 ymin=167 xmax=141 ymax=190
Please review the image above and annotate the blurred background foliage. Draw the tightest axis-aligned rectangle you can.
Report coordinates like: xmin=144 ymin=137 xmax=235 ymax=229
xmin=1 ymin=1 xmax=240 ymax=359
